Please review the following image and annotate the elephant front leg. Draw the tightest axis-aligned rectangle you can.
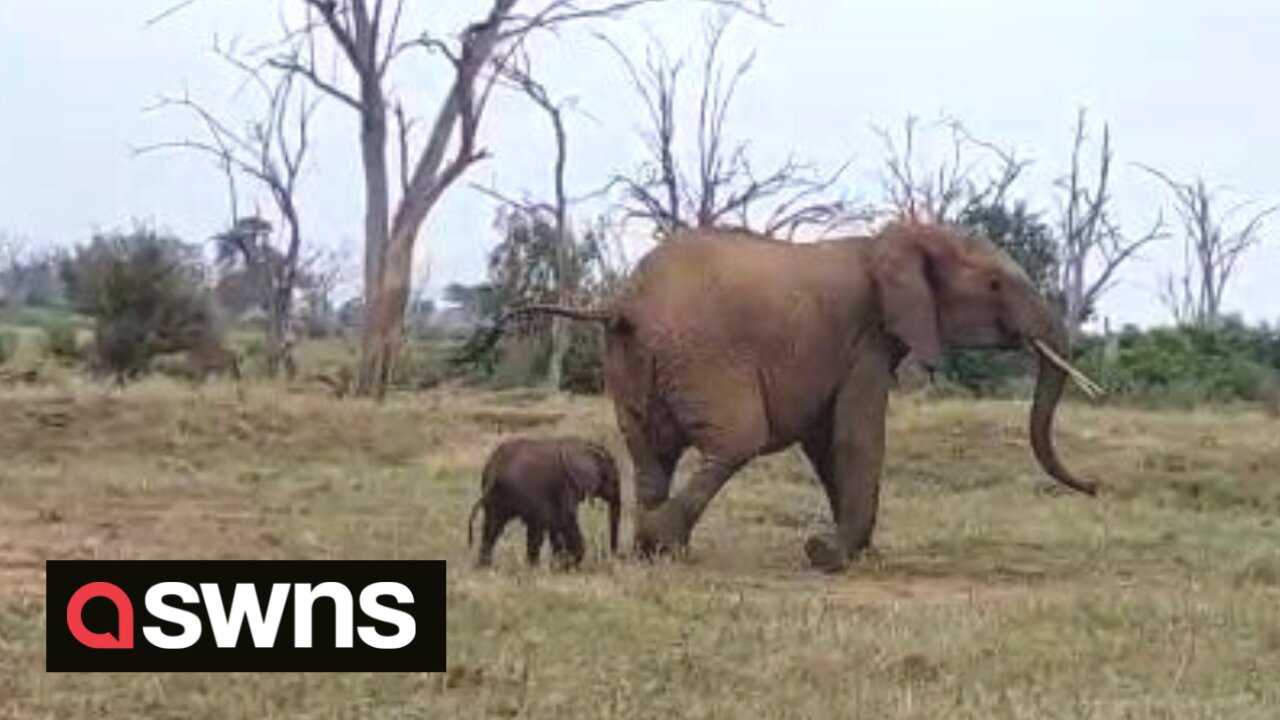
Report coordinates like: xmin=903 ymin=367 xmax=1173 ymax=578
xmin=804 ymin=349 xmax=891 ymax=573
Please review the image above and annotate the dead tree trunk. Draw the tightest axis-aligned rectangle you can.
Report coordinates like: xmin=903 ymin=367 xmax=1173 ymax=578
xmin=1055 ymin=109 xmax=1165 ymax=345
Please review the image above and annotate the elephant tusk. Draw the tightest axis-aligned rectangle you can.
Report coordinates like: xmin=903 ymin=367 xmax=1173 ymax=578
xmin=1032 ymin=339 xmax=1105 ymax=400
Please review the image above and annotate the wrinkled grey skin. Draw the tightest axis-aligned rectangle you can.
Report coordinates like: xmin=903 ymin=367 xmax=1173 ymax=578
xmin=468 ymin=437 xmax=621 ymax=568
xmin=509 ymin=221 xmax=1095 ymax=573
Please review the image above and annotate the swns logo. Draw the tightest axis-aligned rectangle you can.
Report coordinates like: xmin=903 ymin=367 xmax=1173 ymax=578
xmin=46 ymin=560 xmax=445 ymax=672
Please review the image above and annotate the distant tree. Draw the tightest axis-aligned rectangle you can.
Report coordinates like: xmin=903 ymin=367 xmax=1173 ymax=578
xmin=404 ymin=296 xmax=437 ymax=339
xmin=140 ymin=46 xmax=317 ymax=379
xmin=1140 ymin=165 xmax=1277 ymax=329
xmin=337 ymin=297 xmax=365 ymax=330
xmin=59 ymin=226 xmax=229 ymax=383
xmin=872 ymin=114 xmax=1028 ymax=226
xmin=1053 ymin=109 xmax=1166 ymax=344
xmin=443 ymin=283 xmax=500 ymax=327
xmin=265 ymin=0 xmax=741 ymax=398
xmin=449 ymin=209 xmax=624 ymax=390
xmin=295 ymin=247 xmax=349 ymax=338
xmin=609 ymin=13 xmax=857 ymax=241
xmin=0 ymin=236 xmax=66 ymax=308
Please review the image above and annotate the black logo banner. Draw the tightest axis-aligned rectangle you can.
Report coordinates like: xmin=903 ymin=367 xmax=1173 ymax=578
xmin=46 ymin=560 xmax=446 ymax=672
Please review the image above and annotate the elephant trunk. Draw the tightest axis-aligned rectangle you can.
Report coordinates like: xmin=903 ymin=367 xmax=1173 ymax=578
xmin=1027 ymin=328 xmax=1097 ymax=496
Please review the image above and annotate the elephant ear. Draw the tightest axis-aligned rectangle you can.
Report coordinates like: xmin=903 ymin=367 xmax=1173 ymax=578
xmin=559 ymin=445 xmax=601 ymax=502
xmin=873 ymin=227 xmax=943 ymax=368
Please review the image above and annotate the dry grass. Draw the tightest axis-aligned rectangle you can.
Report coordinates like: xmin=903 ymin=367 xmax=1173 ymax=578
xmin=1 ymin=380 xmax=1279 ymax=718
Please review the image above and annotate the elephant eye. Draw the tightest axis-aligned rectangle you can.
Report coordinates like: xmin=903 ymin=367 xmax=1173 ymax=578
xmin=988 ymin=278 xmax=1001 ymax=292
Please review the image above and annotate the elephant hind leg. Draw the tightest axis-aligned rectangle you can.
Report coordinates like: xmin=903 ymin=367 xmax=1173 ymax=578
xmin=639 ymin=368 xmax=770 ymax=553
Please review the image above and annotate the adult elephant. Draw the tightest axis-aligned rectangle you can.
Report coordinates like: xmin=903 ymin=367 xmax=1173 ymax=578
xmin=506 ymin=220 xmax=1100 ymax=572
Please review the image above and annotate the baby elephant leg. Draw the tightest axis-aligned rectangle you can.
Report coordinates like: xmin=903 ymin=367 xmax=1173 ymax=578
xmin=551 ymin=501 xmax=586 ymax=568
xmin=477 ymin=507 xmax=511 ymax=568
xmin=525 ymin=522 xmax=546 ymax=565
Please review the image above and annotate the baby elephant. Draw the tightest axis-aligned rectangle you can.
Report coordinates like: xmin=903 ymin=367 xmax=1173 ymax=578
xmin=467 ymin=437 xmax=621 ymax=568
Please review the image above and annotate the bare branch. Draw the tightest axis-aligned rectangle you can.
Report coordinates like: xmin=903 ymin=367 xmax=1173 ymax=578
xmin=145 ymin=0 xmax=203 ymax=28
xmin=606 ymin=10 xmax=845 ymax=241
xmin=268 ymin=55 xmax=362 ymax=111
xmin=1137 ymin=161 xmax=1274 ymax=327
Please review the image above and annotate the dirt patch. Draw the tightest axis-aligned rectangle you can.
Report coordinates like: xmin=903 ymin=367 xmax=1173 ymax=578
xmin=0 ymin=546 xmax=44 ymax=602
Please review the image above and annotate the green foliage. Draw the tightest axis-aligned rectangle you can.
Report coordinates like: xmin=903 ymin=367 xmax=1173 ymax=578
xmin=447 ymin=209 xmax=622 ymax=393
xmin=389 ymin=341 xmax=447 ymax=390
xmin=1 ymin=248 xmax=67 ymax=307
xmin=560 ymin=321 xmax=605 ymax=393
xmin=1077 ymin=319 xmax=1280 ymax=407
xmin=0 ymin=329 xmax=16 ymax=365
xmin=41 ymin=321 xmax=82 ymax=363
xmin=59 ymin=225 xmax=221 ymax=381
xmin=936 ymin=318 xmax=1280 ymax=408
xmin=937 ymin=349 xmax=1035 ymax=397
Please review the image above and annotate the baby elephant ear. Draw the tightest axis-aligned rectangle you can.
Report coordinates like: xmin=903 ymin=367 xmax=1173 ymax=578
xmin=560 ymin=446 xmax=601 ymax=501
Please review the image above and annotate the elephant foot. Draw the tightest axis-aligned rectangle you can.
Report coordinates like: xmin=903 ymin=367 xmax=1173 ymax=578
xmin=634 ymin=502 xmax=691 ymax=558
xmin=805 ymin=534 xmax=881 ymax=573
xmin=804 ymin=534 xmax=848 ymax=573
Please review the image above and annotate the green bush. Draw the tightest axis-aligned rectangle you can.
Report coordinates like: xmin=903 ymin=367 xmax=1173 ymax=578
xmin=390 ymin=341 xmax=446 ymax=390
xmin=560 ymin=322 xmax=605 ymax=394
xmin=1077 ymin=321 xmax=1279 ymax=407
xmin=41 ymin=321 xmax=82 ymax=363
xmin=0 ymin=329 xmax=16 ymax=365
xmin=60 ymin=225 xmax=221 ymax=381
xmin=938 ymin=349 xmax=1036 ymax=397
xmin=932 ymin=319 xmax=1280 ymax=408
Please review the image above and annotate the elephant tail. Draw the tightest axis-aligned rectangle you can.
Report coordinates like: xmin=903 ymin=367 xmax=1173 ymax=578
xmin=466 ymin=496 xmax=483 ymax=548
xmin=501 ymin=302 xmax=617 ymax=325
xmin=451 ymin=302 xmax=629 ymax=370
xmin=467 ymin=456 xmax=501 ymax=547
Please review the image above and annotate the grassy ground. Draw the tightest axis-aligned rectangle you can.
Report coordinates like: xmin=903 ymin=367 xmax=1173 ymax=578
xmin=1 ymin=379 xmax=1279 ymax=718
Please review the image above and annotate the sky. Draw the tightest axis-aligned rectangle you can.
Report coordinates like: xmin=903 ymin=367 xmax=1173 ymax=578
xmin=1 ymin=0 xmax=1278 ymax=329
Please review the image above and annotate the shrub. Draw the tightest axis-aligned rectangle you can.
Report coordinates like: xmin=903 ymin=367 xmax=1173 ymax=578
xmin=60 ymin=225 xmax=222 ymax=381
xmin=560 ymin=322 xmax=605 ymax=394
xmin=0 ymin=329 xmax=16 ymax=365
xmin=41 ymin=321 xmax=82 ymax=363
xmin=390 ymin=341 xmax=446 ymax=390
xmin=1077 ymin=321 xmax=1279 ymax=407
xmin=938 ymin=349 xmax=1035 ymax=397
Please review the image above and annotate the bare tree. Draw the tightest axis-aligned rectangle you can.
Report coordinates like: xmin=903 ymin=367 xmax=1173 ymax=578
xmin=1053 ymin=109 xmax=1166 ymax=344
xmin=466 ymin=52 xmax=587 ymax=390
xmin=871 ymin=114 xmax=1029 ymax=226
xmin=139 ymin=44 xmax=316 ymax=377
xmin=608 ymin=13 xmax=856 ymax=241
xmin=505 ymin=61 xmax=577 ymax=390
xmin=295 ymin=244 xmax=354 ymax=339
xmin=265 ymin=0 xmax=766 ymax=399
xmin=1139 ymin=165 xmax=1277 ymax=328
